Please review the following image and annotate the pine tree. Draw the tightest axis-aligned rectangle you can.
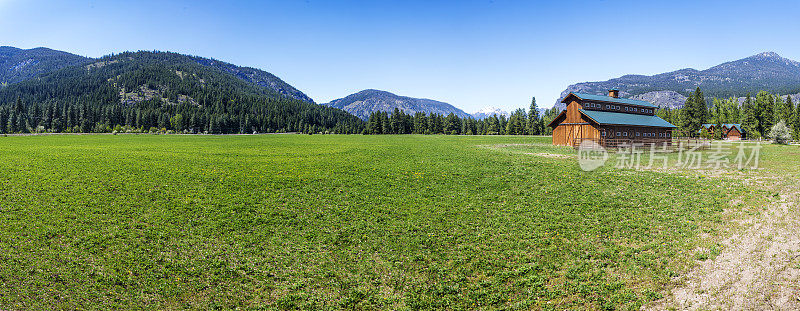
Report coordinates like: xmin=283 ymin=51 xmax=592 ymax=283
xmin=680 ymin=94 xmax=696 ymax=136
xmin=527 ymin=97 xmax=540 ymax=135
xmin=694 ymin=87 xmax=708 ymax=133
xmin=755 ymin=91 xmax=774 ymax=137
xmin=712 ymin=98 xmax=723 ymax=139
xmin=741 ymin=93 xmax=759 ymax=139
xmin=14 ymin=96 xmax=23 ymax=114
xmin=789 ymin=95 xmax=800 ymax=140
xmin=776 ymin=95 xmax=792 ymax=124
xmin=380 ymin=112 xmax=391 ymax=134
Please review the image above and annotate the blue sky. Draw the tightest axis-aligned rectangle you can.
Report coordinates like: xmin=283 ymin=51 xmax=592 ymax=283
xmin=2 ymin=0 xmax=799 ymax=111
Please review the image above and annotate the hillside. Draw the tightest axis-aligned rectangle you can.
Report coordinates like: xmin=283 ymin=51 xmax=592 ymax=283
xmin=324 ymin=89 xmax=471 ymax=120
xmin=556 ymin=52 xmax=800 ymax=109
xmin=0 ymin=46 xmax=91 ymax=85
xmin=191 ymin=57 xmax=314 ymax=103
xmin=0 ymin=50 xmax=363 ymax=134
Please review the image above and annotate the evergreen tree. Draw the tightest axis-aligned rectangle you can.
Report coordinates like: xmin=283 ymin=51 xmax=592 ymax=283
xmin=755 ymin=91 xmax=774 ymax=137
xmin=680 ymin=94 xmax=696 ymax=136
xmin=444 ymin=113 xmax=461 ymax=135
xmin=487 ymin=115 xmax=500 ymax=135
xmin=741 ymin=94 xmax=758 ymax=139
xmin=506 ymin=109 xmax=526 ymax=135
xmin=786 ymin=95 xmax=800 ymax=140
xmin=498 ymin=115 xmax=508 ymax=135
xmin=380 ymin=112 xmax=391 ymax=134
xmin=526 ymin=97 xmax=540 ymax=135
xmin=691 ymin=87 xmax=708 ymax=136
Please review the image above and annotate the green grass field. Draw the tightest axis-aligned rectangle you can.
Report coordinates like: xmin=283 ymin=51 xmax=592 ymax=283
xmin=0 ymin=134 xmax=786 ymax=310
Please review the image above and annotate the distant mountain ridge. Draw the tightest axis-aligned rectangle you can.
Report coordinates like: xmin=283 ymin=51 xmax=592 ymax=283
xmin=324 ymin=89 xmax=471 ymax=120
xmin=555 ymin=52 xmax=800 ymax=110
xmin=472 ymin=106 xmax=509 ymax=119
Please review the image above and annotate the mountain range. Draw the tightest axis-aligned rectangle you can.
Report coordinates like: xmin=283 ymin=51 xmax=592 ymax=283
xmin=555 ymin=52 xmax=800 ymax=110
xmin=471 ymin=106 xmax=510 ymax=119
xmin=5 ymin=46 xmax=800 ymax=130
xmin=323 ymin=89 xmax=471 ymax=120
xmin=0 ymin=47 xmax=361 ymax=133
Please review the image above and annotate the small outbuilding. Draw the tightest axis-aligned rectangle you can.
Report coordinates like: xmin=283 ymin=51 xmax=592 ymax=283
xmin=701 ymin=123 xmax=745 ymax=140
xmin=723 ymin=123 xmax=745 ymax=140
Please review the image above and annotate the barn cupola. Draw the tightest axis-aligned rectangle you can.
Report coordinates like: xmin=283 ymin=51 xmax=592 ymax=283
xmin=608 ymin=89 xmax=620 ymax=98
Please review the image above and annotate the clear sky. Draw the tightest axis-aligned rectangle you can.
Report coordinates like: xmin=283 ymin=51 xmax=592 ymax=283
xmin=1 ymin=0 xmax=799 ymax=111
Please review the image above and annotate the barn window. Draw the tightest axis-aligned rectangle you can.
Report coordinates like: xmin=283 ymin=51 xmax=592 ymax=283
xmin=623 ymin=132 xmax=628 ymax=137
xmin=606 ymin=105 xmax=610 ymax=109
xmin=636 ymin=132 xmax=640 ymax=137
xmin=602 ymin=131 xmax=606 ymax=137
xmin=633 ymin=108 xmax=638 ymax=112
xmin=616 ymin=132 xmax=621 ymax=136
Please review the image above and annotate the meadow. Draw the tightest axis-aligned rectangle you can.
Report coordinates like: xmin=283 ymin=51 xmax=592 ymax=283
xmin=0 ymin=134 xmax=785 ymax=310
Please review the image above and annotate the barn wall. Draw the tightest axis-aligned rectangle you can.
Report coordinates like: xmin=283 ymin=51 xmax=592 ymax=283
xmin=550 ymin=100 xmax=600 ymax=146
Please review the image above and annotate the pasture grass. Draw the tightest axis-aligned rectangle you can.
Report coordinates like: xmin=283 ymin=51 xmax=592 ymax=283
xmin=0 ymin=134 xmax=782 ymax=310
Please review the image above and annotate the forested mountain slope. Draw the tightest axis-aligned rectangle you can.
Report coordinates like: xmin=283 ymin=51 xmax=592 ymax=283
xmin=0 ymin=51 xmax=363 ymax=134
xmin=0 ymin=46 xmax=91 ymax=85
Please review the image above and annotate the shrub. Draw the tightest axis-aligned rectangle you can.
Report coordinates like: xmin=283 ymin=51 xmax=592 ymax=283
xmin=768 ymin=120 xmax=792 ymax=144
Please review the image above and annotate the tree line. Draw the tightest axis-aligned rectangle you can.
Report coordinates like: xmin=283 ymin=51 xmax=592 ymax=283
xmin=657 ymin=87 xmax=800 ymax=139
xmin=363 ymin=97 xmax=562 ymax=135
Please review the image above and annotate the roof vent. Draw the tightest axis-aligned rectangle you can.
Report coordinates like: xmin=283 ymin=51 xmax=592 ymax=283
xmin=608 ymin=89 xmax=619 ymax=98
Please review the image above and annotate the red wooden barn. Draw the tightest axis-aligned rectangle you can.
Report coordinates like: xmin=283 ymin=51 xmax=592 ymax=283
xmin=548 ymin=90 xmax=676 ymax=147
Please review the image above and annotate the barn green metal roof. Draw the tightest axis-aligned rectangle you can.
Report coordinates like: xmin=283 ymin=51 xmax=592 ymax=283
xmin=579 ymin=109 xmax=676 ymax=128
xmin=565 ymin=92 xmax=658 ymax=108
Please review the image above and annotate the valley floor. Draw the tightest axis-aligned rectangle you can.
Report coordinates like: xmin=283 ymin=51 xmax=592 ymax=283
xmin=0 ymin=134 xmax=795 ymax=309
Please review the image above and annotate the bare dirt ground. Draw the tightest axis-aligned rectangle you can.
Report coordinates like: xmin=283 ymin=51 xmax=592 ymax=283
xmin=523 ymin=152 xmax=574 ymax=159
xmin=647 ymin=182 xmax=800 ymax=310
